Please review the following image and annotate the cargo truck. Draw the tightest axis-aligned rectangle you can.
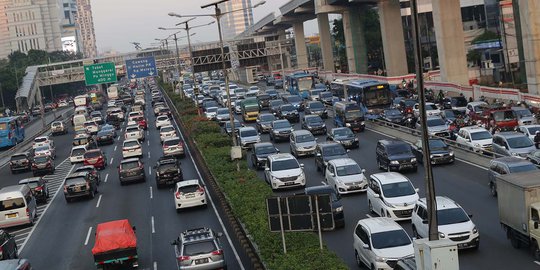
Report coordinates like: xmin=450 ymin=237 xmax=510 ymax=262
xmin=241 ymin=97 xmax=260 ymax=122
xmin=92 ymin=219 xmax=138 ymax=269
xmin=497 ymin=170 xmax=540 ymax=259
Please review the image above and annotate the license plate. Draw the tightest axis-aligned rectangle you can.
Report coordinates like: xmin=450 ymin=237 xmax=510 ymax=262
xmin=284 ymin=182 xmax=295 ymax=186
xmin=186 ymin=194 xmax=195 ymax=198
xmin=6 ymin=213 xmax=17 ymax=218
xmin=195 ymin=258 xmax=209 ymax=264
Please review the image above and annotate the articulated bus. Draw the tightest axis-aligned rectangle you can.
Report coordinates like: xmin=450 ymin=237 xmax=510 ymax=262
xmin=0 ymin=117 xmax=25 ymax=148
xmin=330 ymin=79 xmax=392 ymax=116
xmin=287 ymin=72 xmax=315 ymax=99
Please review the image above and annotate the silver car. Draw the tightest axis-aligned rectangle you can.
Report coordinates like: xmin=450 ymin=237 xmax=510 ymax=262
xmin=416 ymin=116 xmax=450 ymax=138
xmin=237 ymin=127 xmax=261 ymax=149
xmin=290 ymin=130 xmax=317 ymax=157
xmin=173 ymin=228 xmax=226 ymax=270
xmin=492 ymin=132 xmax=536 ymax=158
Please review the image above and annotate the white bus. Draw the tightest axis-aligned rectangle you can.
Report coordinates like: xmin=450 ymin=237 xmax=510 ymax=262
xmin=107 ymin=85 xmax=119 ymax=100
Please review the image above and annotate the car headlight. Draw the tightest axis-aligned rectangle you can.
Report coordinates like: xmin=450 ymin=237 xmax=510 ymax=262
xmin=511 ymin=152 xmax=518 ymax=156
xmin=382 ymin=200 xmax=394 ymax=208
xmin=390 ymin=160 xmax=399 ymax=165
xmin=411 ymin=158 xmax=417 ymax=163
xmin=354 ymin=137 xmax=359 ymax=141
xmin=322 ymin=124 xmax=326 ymax=128
xmin=345 ymin=123 xmax=351 ymax=127
xmin=474 ymin=143 xmax=481 ymax=147
xmin=429 ymin=154 xmax=434 ymax=159
xmin=335 ymin=206 xmax=343 ymax=212
xmin=449 ymin=151 xmax=454 ymax=156
xmin=439 ymin=232 xmax=446 ymax=238
xmin=361 ymin=121 xmax=365 ymax=125
xmin=472 ymin=226 xmax=478 ymax=234
xmin=375 ymin=256 xmax=387 ymax=263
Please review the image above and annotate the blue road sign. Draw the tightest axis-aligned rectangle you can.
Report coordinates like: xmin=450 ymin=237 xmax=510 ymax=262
xmin=125 ymin=56 xmax=158 ymax=79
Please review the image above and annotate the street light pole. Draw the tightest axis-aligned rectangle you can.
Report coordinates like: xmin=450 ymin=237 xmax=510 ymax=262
xmin=48 ymin=58 xmax=56 ymax=120
xmin=410 ymin=0 xmax=438 ymax=241
xmin=172 ymin=33 xmax=184 ymax=98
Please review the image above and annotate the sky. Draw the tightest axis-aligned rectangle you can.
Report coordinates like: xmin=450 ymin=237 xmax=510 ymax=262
xmin=91 ymin=0 xmax=319 ymax=54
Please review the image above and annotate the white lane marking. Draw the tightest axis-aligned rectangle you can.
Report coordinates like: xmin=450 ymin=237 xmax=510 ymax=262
xmin=151 ymin=216 xmax=155 ymax=234
xmin=147 ymin=140 xmax=150 ymax=146
xmin=147 ymin=131 xmax=150 ymax=136
xmin=154 ymin=261 xmax=157 ymax=270
xmin=117 ymin=136 xmax=121 ymax=140
xmin=84 ymin=227 xmax=93 ymax=245
xmin=104 ymin=173 xmax=109 ymax=183
xmin=19 ymin=161 xmax=75 ymax=254
xmin=148 ymin=152 xmax=151 ymax=158
xmin=174 ymin=114 xmax=245 ymax=270
xmin=149 ymin=186 xmax=153 ymax=199
xmin=534 ymin=261 xmax=540 ymax=266
xmin=149 ymin=166 xmax=152 ymax=175
xmin=110 ymin=157 xmax=114 ymax=165
xmin=366 ymin=214 xmax=373 ymax=218
xmin=96 ymin=194 xmax=102 ymax=208
xmin=114 ymin=145 xmax=117 ymax=151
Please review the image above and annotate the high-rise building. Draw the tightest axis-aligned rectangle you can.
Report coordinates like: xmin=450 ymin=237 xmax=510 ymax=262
xmin=219 ymin=0 xmax=254 ymax=39
xmin=74 ymin=0 xmax=97 ymax=58
xmin=61 ymin=0 xmax=80 ymax=53
xmin=0 ymin=0 xmax=64 ymax=59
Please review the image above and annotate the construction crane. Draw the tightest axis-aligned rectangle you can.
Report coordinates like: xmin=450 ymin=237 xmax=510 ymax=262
xmin=130 ymin=42 xmax=142 ymax=50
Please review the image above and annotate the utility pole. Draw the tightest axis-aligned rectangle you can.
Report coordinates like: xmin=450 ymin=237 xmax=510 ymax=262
xmin=172 ymin=34 xmax=184 ymax=98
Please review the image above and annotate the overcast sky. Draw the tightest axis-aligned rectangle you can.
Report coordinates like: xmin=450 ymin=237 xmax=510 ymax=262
xmin=91 ymin=0 xmax=319 ymax=54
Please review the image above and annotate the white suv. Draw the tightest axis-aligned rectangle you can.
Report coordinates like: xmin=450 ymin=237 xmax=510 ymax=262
xmin=412 ymin=196 xmax=480 ymax=250
xmin=367 ymin=172 xmax=419 ymax=221
xmin=159 ymin=125 xmax=177 ymax=143
xmin=353 ymin=217 xmax=414 ymax=270
xmin=174 ymin=179 xmax=207 ymax=211
xmin=155 ymin=115 xmax=171 ymax=129
xmin=122 ymin=139 xmax=143 ymax=159
xmin=264 ymin=153 xmax=306 ymax=190
xmin=455 ymin=126 xmax=493 ymax=152
xmin=125 ymin=125 xmax=145 ymax=142
xmin=70 ymin=145 xmax=88 ymax=164
xmin=325 ymin=158 xmax=367 ymax=194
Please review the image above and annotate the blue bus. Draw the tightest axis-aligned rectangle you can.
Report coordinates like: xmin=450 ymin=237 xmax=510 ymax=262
xmin=330 ymin=79 xmax=392 ymax=118
xmin=0 ymin=117 xmax=25 ymax=148
xmin=287 ymin=72 xmax=314 ymax=99
xmin=333 ymin=101 xmax=365 ymax=132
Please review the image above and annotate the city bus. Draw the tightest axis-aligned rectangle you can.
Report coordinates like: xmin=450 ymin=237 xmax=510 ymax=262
xmin=330 ymin=79 xmax=392 ymax=116
xmin=333 ymin=101 xmax=365 ymax=132
xmin=287 ymin=72 xmax=314 ymax=99
xmin=0 ymin=117 xmax=25 ymax=148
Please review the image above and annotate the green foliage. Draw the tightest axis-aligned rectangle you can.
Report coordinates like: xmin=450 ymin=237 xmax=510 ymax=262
xmin=471 ymin=30 xmax=500 ymax=44
xmin=161 ymin=83 xmax=348 ymax=269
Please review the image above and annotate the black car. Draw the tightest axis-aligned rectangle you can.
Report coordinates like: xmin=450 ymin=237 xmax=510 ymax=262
xmin=269 ymin=119 xmax=293 ymax=142
xmin=282 ymin=95 xmax=304 ymax=111
xmin=18 ymin=177 xmax=49 ymax=204
xmin=251 ymin=142 xmax=279 ymax=169
xmin=31 ymin=155 xmax=55 ymax=176
xmin=266 ymin=77 xmax=275 ymax=86
xmin=9 ymin=152 xmax=31 ymax=174
xmin=257 ymin=94 xmax=271 ymax=109
xmin=0 ymin=230 xmax=17 ymax=260
xmin=276 ymin=104 xmax=299 ymax=123
xmin=265 ymin=89 xmax=278 ymax=99
xmin=154 ymin=156 xmax=183 ymax=188
xmin=118 ymin=158 xmax=146 ymax=185
xmin=527 ymin=150 xmax=540 ymax=168
xmin=314 ymin=142 xmax=349 ymax=173
xmin=381 ymin=108 xmax=404 ymax=124
xmin=304 ymin=101 xmax=328 ymax=119
xmin=256 ymin=113 xmax=276 ymax=133
xmin=319 ymin=91 xmax=334 ymax=106
xmin=63 ymin=171 xmax=98 ymax=202
xmin=302 ymin=115 xmax=327 ymax=135
xmin=74 ymin=165 xmax=101 ymax=185
xmin=274 ymin=79 xmax=284 ymax=89
xmin=327 ymin=127 xmax=359 ymax=149
xmin=96 ymin=129 xmax=115 ymax=145
xmin=411 ymin=139 xmax=455 ymax=165
xmin=224 ymin=119 xmax=242 ymax=136
xmin=269 ymin=100 xmax=284 ymax=115
xmin=376 ymin=139 xmax=418 ymax=172
xmin=305 ymin=185 xmax=344 ymax=228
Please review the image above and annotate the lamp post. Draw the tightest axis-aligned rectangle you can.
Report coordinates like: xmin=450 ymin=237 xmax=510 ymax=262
xmin=168 ymin=0 xmax=266 ymax=147
xmin=157 ymin=30 xmax=193 ymax=98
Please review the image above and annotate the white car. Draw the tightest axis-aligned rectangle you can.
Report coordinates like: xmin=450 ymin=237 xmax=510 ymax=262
xmin=122 ymin=139 xmax=143 ymax=159
xmin=70 ymin=145 xmax=88 ymax=164
xmin=325 ymin=158 xmax=367 ymax=194
xmin=162 ymin=137 xmax=185 ymax=157
xmin=125 ymin=125 xmax=145 ymax=141
xmin=412 ymin=196 xmax=480 ymax=250
xmin=367 ymin=172 xmax=419 ymax=221
xmin=455 ymin=126 xmax=493 ymax=152
xmin=34 ymin=145 xmax=56 ymax=159
xmin=159 ymin=125 xmax=177 ymax=142
xmin=264 ymin=153 xmax=306 ymax=190
xmin=155 ymin=115 xmax=171 ymax=130
xmin=518 ymin=125 xmax=540 ymax=141
xmin=205 ymin=107 xmax=218 ymax=120
xmin=465 ymin=101 xmax=488 ymax=116
xmin=84 ymin=121 xmax=99 ymax=134
xmin=353 ymin=217 xmax=414 ymax=270
xmin=413 ymin=102 xmax=441 ymax=118
xmin=174 ymin=179 xmax=207 ymax=211
xmin=33 ymin=136 xmax=52 ymax=149
xmin=237 ymin=127 xmax=261 ymax=150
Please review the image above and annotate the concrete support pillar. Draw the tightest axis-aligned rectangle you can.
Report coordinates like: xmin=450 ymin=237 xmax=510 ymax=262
xmin=293 ymin=22 xmax=309 ymax=69
xmin=378 ymin=0 xmax=408 ymax=76
xmin=432 ymin=0 xmax=469 ymax=85
xmin=342 ymin=9 xmax=368 ymax=74
xmin=317 ymin=13 xmax=334 ymax=72
xmin=517 ymin=0 xmax=540 ymax=94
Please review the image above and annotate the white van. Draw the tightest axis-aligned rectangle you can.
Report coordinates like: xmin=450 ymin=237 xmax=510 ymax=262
xmin=74 ymin=106 xmax=89 ymax=116
xmin=72 ymin=114 xmax=88 ymax=132
xmin=0 ymin=185 xmax=37 ymax=228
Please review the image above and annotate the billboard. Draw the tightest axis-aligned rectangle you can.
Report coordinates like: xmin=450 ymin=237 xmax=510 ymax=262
xmin=62 ymin=36 xmax=77 ymax=53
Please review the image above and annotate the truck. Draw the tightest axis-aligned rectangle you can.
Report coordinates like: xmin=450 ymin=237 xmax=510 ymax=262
xmin=471 ymin=104 xmax=518 ymax=132
xmin=74 ymin=95 xmax=89 ymax=107
xmin=497 ymin=170 xmax=540 ymax=259
xmin=241 ymin=97 xmax=260 ymax=122
xmin=92 ymin=219 xmax=138 ymax=269
xmin=107 ymin=85 xmax=119 ymax=100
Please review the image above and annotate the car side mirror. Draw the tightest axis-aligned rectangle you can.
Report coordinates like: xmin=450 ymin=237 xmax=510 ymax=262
xmin=373 ymin=194 xmax=380 ymax=198
xmin=346 ymin=149 xmax=350 ymax=153
xmin=265 ymin=167 xmax=270 ymax=171
xmin=535 ymin=221 xmax=539 ymax=229
xmin=132 ymin=226 xmax=137 ymax=231
xmin=362 ymin=243 xmax=370 ymax=250
xmin=422 ymin=219 xmax=428 ymax=224
xmin=217 ymin=232 xmax=223 ymax=238
xmin=466 ymin=138 xmax=471 ymax=142
xmin=330 ymin=173 xmax=336 ymax=177
xmin=361 ymin=169 xmax=366 ymax=174
xmin=316 ymin=153 xmax=321 ymax=157
xmin=300 ymin=164 xmax=304 ymax=168
xmin=468 ymin=214 xmax=473 ymax=218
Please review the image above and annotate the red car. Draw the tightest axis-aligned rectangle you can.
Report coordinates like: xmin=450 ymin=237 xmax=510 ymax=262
xmin=83 ymin=149 xmax=108 ymax=170
xmin=133 ymin=116 xmax=147 ymax=130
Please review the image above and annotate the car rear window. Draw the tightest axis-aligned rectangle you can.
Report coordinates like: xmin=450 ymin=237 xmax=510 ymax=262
xmin=35 ymin=137 xmax=47 ymax=143
xmin=126 ymin=127 xmax=139 ymax=133
xmin=10 ymin=154 xmax=27 ymax=161
xmin=164 ymin=139 xmax=180 ymax=146
xmin=0 ymin=198 xmax=25 ymax=211
xmin=71 ymin=148 xmax=86 ymax=156
xmin=124 ymin=141 xmax=139 ymax=148
xmin=179 ymin=184 xmax=199 ymax=193
xmin=157 ymin=116 xmax=169 ymax=121
xmin=121 ymin=161 xmax=139 ymax=170
xmin=65 ymin=177 xmax=87 ymax=186
xmin=161 ymin=127 xmax=175 ymax=133
xmin=84 ymin=151 xmax=101 ymax=158
xmin=34 ymin=156 xmax=49 ymax=163
xmin=184 ymin=241 xmax=216 ymax=256
xmin=22 ymin=181 xmax=39 ymax=189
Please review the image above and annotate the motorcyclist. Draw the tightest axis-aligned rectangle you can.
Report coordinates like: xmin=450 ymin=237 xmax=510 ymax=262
xmin=534 ymin=131 xmax=540 ymax=149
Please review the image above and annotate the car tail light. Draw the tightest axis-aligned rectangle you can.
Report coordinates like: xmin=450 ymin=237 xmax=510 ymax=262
xmin=86 ymin=182 xmax=90 ymax=190
xmin=47 ymin=161 xmax=52 ymax=167
xmin=197 ymin=187 xmax=205 ymax=195
xmin=211 ymin=249 xmax=223 ymax=256
xmin=177 ymin=256 xmax=190 ymax=262
xmin=63 ymin=185 xmax=68 ymax=193
xmin=35 ymin=186 xmax=43 ymax=192
xmin=32 ymin=163 xmax=38 ymax=168
xmin=175 ymin=191 xmax=182 ymax=199
xmin=25 ymin=207 xmax=30 ymax=217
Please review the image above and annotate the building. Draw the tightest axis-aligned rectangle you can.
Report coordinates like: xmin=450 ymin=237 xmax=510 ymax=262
xmin=74 ymin=0 xmax=97 ymax=58
xmin=0 ymin=0 xmax=64 ymax=59
xmin=61 ymin=0 xmax=79 ymax=53
xmin=219 ymin=0 xmax=254 ymax=40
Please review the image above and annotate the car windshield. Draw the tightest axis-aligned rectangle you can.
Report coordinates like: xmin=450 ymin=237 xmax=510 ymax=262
xmin=266 ymin=90 xmax=277 ymax=95
xmin=52 ymin=122 xmax=62 ymax=127
xmin=306 ymin=116 xmax=323 ymax=124
xmin=281 ymin=105 xmax=295 ymax=112
xmin=240 ymin=129 xmax=258 ymax=137
xmin=184 ymin=241 xmax=217 ymax=256
xmin=11 ymin=154 xmax=27 ymax=161
xmin=526 ymin=127 xmax=540 ymax=135
xmin=259 ymin=114 xmax=275 ymax=122
xmin=382 ymin=181 xmax=416 ymax=198
xmin=124 ymin=141 xmax=139 ymax=148
xmin=34 ymin=156 xmax=49 ymax=163
xmin=437 ymin=208 xmax=470 ymax=225
xmin=385 ymin=109 xmax=401 ymax=116
xmin=323 ymin=145 xmax=347 ymax=156
xmin=444 ymin=110 xmax=456 ymax=118
xmin=217 ymin=109 xmax=229 ymax=115
xmin=336 ymin=164 xmax=362 ymax=176
xmin=471 ymin=131 xmax=492 ymax=140
xmin=371 ymin=230 xmax=411 ymax=249
xmin=121 ymin=161 xmax=139 ymax=170
xmin=426 ymin=104 xmax=438 ymax=110
xmin=256 ymin=145 xmax=276 ymax=154
xmin=273 ymin=121 xmax=291 ymax=129
xmin=387 ymin=144 xmax=412 ymax=155
xmin=403 ymin=100 xmax=417 ymax=107
xmin=0 ymin=198 xmax=25 ymax=211
xmin=309 ymin=102 xmax=324 ymax=109
xmin=71 ymin=148 xmax=85 ymax=156
xmin=271 ymin=100 xmax=283 ymax=107
xmin=345 ymin=110 xmax=363 ymax=119
xmin=102 ymin=125 xmax=113 ymax=131
xmin=320 ymin=92 xmax=332 ymax=98
xmin=515 ymin=109 xmax=532 ymax=117
xmin=272 ymin=159 xmax=299 ymax=171
xmin=225 ymin=121 xmax=240 ymax=129
xmin=427 ymin=118 xmax=445 ymax=126
xmin=507 ymin=136 xmax=533 ymax=148
xmin=493 ymin=111 xmax=516 ymax=121
xmin=334 ymin=128 xmax=353 ymax=137
xmin=84 ymin=151 xmax=101 ymax=158
xmin=161 ymin=126 xmax=175 ymax=133
xmin=84 ymin=122 xmax=96 ymax=127
xmin=429 ymin=140 xmax=447 ymax=149
xmin=164 ymin=139 xmax=180 ymax=146
xmin=296 ymin=134 xmax=315 ymax=143
xmin=206 ymin=107 xmax=218 ymax=113
xmin=509 ymin=164 xmax=537 ymax=173
xmin=287 ymin=96 xmax=301 ymax=103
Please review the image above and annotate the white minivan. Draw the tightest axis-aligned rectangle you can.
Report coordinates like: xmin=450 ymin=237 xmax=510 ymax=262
xmin=0 ymin=185 xmax=37 ymax=228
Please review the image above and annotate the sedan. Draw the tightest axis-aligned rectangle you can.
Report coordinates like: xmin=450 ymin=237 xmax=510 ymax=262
xmin=302 ymin=115 xmax=327 ymax=135
xmin=327 ymin=127 xmax=359 ymax=149
xmin=277 ymin=104 xmax=299 ymax=123
xmin=155 ymin=115 xmax=172 ymax=129
xmin=411 ymin=139 xmax=455 ymax=165
xmin=96 ymin=129 xmax=115 ymax=145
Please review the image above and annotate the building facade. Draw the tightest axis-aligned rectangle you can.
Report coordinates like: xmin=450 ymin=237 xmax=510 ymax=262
xmin=219 ymin=0 xmax=254 ymax=40
xmin=74 ymin=0 xmax=96 ymax=58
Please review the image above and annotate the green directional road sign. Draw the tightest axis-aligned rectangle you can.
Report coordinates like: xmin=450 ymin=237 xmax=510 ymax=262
xmin=84 ymin=62 xmax=117 ymax=85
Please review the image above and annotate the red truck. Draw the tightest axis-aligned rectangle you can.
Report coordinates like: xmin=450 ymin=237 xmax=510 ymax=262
xmin=92 ymin=219 xmax=138 ymax=269
xmin=472 ymin=105 xmax=518 ymax=132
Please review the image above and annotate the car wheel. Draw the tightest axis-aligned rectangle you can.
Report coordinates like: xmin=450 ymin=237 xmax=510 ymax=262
xmin=368 ymin=201 xmax=373 ymax=213
xmin=412 ymin=226 xmax=420 ymax=239
xmin=377 ymin=159 xmax=383 ymax=170
xmin=490 ymin=183 xmax=497 ymax=197
xmin=355 ymin=250 xmax=363 ymax=267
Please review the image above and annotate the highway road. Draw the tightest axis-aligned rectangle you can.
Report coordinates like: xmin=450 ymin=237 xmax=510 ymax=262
xmin=0 ymin=85 xmax=249 ymax=269
xmin=235 ymin=82 xmax=538 ymax=270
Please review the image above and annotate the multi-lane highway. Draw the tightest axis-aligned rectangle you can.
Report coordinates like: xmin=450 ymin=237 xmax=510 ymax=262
xmin=0 ymin=85 xmax=249 ymax=269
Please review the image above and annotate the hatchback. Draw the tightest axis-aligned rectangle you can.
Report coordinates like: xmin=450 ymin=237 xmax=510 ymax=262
xmin=325 ymin=158 xmax=367 ymax=194
xmin=174 ymin=180 xmax=207 ymax=211
xmin=83 ymin=149 xmax=107 ymax=170
xmin=159 ymin=125 xmax=177 ymax=143
xmin=31 ymin=155 xmax=55 ymax=176
xmin=118 ymin=158 xmax=146 ymax=185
